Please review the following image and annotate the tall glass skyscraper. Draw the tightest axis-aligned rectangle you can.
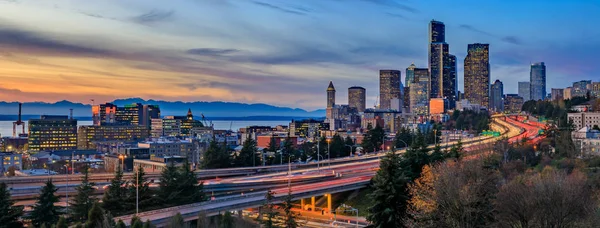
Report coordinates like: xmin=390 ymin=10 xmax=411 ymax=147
xmin=530 ymin=62 xmax=546 ymax=101
xmin=464 ymin=43 xmax=490 ymax=108
xmin=348 ymin=86 xmax=366 ymax=112
xmin=490 ymin=80 xmax=504 ymax=112
xmin=518 ymin=82 xmax=531 ymax=101
xmin=428 ymin=20 xmax=457 ymax=109
xmin=379 ymin=70 xmax=401 ymax=110
xmin=405 ymin=63 xmax=416 ymax=88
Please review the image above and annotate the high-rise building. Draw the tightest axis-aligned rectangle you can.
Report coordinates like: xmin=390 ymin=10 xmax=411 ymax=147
xmin=77 ymin=125 xmax=150 ymax=150
xmin=92 ymin=103 xmax=117 ymax=126
xmin=379 ymin=70 xmax=401 ymax=110
xmin=490 ymin=80 xmax=504 ymax=112
xmin=504 ymin=94 xmax=524 ymax=113
xmin=591 ymin=82 xmax=600 ymax=98
xmin=429 ymin=20 xmax=445 ymax=43
xmin=464 ymin=43 xmax=490 ymax=108
xmin=405 ymin=63 xmax=417 ymax=88
xmin=327 ymin=81 xmax=336 ymax=108
xmin=428 ymin=20 xmax=457 ymax=109
xmin=518 ymin=82 xmax=531 ymax=101
xmin=151 ymin=109 xmax=204 ymax=137
xmin=572 ymin=80 xmax=591 ymax=98
xmin=28 ymin=115 xmax=77 ymax=152
xmin=429 ymin=42 xmax=447 ymax=99
xmin=551 ymin=88 xmax=565 ymax=101
xmin=114 ymin=103 xmax=160 ymax=127
xmin=410 ymin=70 xmax=430 ymax=116
xmin=564 ymin=87 xmax=573 ymax=100
xmin=530 ymin=62 xmax=546 ymax=101
xmin=348 ymin=86 xmax=366 ymax=112
xmin=444 ymin=54 xmax=457 ymax=109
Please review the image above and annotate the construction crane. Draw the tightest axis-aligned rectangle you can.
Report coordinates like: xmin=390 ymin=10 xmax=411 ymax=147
xmin=13 ymin=103 xmax=25 ymax=137
xmin=200 ymin=113 xmax=213 ymax=128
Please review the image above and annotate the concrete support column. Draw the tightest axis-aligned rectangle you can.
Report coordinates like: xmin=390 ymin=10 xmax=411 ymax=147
xmin=301 ymin=198 xmax=305 ymax=210
xmin=311 ymin=196 xmax=316 ymax=211
xmin=327 ymin=193 xmax=332 ymax=214
xmin=237 ymin=210 xmax=243 ymax=218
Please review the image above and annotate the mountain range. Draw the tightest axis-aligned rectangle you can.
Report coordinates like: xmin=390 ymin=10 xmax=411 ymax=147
xmin=0 ymin=98 xmax=326 ymax=119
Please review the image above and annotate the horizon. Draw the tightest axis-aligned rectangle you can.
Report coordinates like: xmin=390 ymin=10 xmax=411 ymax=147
xmin=1 ymin=0 xmax=599 ymax=110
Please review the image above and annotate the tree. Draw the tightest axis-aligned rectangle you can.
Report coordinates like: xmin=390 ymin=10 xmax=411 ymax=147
xmin=235 ymin=137 xmax=259 ymax=167
xmin=71 ymin=163 xmax=97 ymax=221
xmin=85 ymin=203 xmax=106 ymax=228
xmin=394 ymin=127 xmax=412 ymax=149
xmin=344 ymin=136 xmax=355 ymax=156
xmin=197 ymin=211 xmax=209 ymax=228
xmin=102 ymin=165 xmax=126 ymax=215
xmin=283 ymin=188 xmax=298 ymax=228
xmin=28 ymin=179 xmax=61 ymax=227
xmin=116 ymin=220 xmax=126 ymax=228
xmin=329 ymin=134 xmax=345 ymax=158
xmin=401 ymin=133 xmax=431 ymax=180
xmin=446 ymin=140 xmax=463 ymax=160
xmin=177 ymin=160 xmax=206 ymax=205
xmin=407 ymin=165 xmax=436 ymax=227
xmin=132 ymin=219 xmax=143 ymax=228
xmin=220 ymin=211 xmax=234 ymax=228
xmin=361 ymin=124 xmax=375 ymax=153
xmin=126 ymin=165 xmax=153 ymax=212
xmin=158 ymin=161 xmax=180 ymax=205
xmin=0 ymin=182 xmax=24 ymax=228
xmin=367 ymin=151 xmax=409 ymax=227
xmin=371 ymin=124 xmax=385 ymax=151
xmin=168 ymin=213 xmax=185 ymax=228
xmin=55 ymin=217 xmax=68 ymax=228
xmin=202 ymin=140 xmax=231 ymax=169
xmin=260 ymin=190 xmax=278 ymax=228
xmin=143 ymin=220 xmax=154 ymax=228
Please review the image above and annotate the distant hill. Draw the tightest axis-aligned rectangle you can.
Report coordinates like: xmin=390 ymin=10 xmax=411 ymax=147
xmin=0 ymin=98 xmax=326 ymax=118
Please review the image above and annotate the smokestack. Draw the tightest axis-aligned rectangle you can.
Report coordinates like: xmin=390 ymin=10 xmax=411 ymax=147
xmin=17 ymin=103 xmax=22 ymax=122
xmin=70 ymin=108 xmax=73 ymax=120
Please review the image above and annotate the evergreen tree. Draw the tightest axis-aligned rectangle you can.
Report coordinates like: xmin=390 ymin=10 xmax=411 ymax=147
xmin=102 ymin=165 xmax=126 ymax=215
xmin=131 ymin=216 xmax=142 ymax=227
xmin=116 ymin=220 xmax=126 ymax=228
xmin=220 ymin=211 xmax=234 ymax=228
xmin=28 ymin=179 xmax=61 ymax=227
xmin=235 ymin=137 xmax=259 ymax=167
xmin=143 ymin=220 xmax=154 ymax=228
xmin=260 ymin=190 xmax=278 ymax=228
xmin=71 ymin=164 xmax=97 ymax=221
xmin=401 ymin=133 xmax=431 ymax=180
xmin=394 ymin=127 xmax=413 ymax=149
xmin=367 ymin=152 xmax=409 ymax=227
xmin=361 ymin=124 xmax=375 ymax=153
xmin=281 ymin=135 xmax=296 ymax=163
xmin=84 ymin=202 xmax=105 ymax=228
xmin=55 ymin=217 xmax=68 ymax=228
xmin=330 ymin=134 xmax=345 ymax=158
xmin=131 ymin=219 xmax=143 ymax=228
xmin=126 ymin=165 xmax=153 ymax=212
xmin=344 ymin=136 xmax=355 ymax=156
xmin=429 ymin=143 xmax=445 ymax=164
xmin=177 ymin=160 xmax=206 ymax=205
xmin=202 ymin=140 xmax=231 ymax=169
xmin=446 ymin=140 xmax=463 ymax=160
xmin=158 ymin=161 xmax=181 ymax=205
xmin=283 ymin=188 xmax=298 ymax=228
xmin=197 ymin=211 xmax=208 ymax=228
xmin=0 ymin=182 xmax=24 ymax=228
xmin=168 ymin=213 xmax=185 ymax=228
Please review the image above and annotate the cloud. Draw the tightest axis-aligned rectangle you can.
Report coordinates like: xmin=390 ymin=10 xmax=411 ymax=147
xmin=186 ymin=48 xmax=239 ymax=56
xmin=501 ymin=36 xmax=522 ymax=45
xmin=459 ymin=24 xmax=492 ymax=36
xmin=131 ymin=9 xmax=175 ymax=24
xmin=459 ymin=24 xmax=523 ymax=45
xmin=386 ymin=12 xmax=408 ymax=20
xmin=360 ymin=0 xmax=419 ymax=13
xmin=0 ymin=28 xmax=113 ymax=57
xmin=251 ymin=1 xmax=308 ymax=15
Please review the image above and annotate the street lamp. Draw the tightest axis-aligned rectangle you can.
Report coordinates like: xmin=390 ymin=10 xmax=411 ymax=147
xmin=64 ymin=164 xmax=69 ymax=214
xmin=326 ymin=138 xmax=331 ymax=169
xmin=344 ymin=145 xmax=354 ymax=157
xmin=396 ymin=139 xmax=408 ymax=150
xmin=118 ymin=154 xmax=126 ymax=172
xmin=135 ymin=165 xmax=140 ymax=215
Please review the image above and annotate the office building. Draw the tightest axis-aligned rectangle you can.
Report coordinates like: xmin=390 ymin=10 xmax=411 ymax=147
xmin=428 ymin=20 xmax=457 ymax=109
xmin=77 ymin=125 xmax=150 ymax=150
xmin=28 ymin=115 xmax=77 ymax=152
xmin=114 ymin=103 xmax=160 ymax=127
xmin=379 ymin=70 xmax=401 ymax=110
xmin=518 ymin=82 xmax=531 ymax=101
xmin=444 ymin=54 xmax=458 ymax=109
xmin=138 ymin=138 xmax=197 ymax=163
xmin=429 ymin=98 xmax=446 ymax=114
xmin=410 ymin=68 xmax=430 ymax=116
xmin=327 ymin=81 xmax=335 ymax=108
xmin=572 ymin=80 xmax=591 ymax=98
xmin=151 ymin=109 xmax=203 ymax=137
xmin=289 ymin=119 xmax=330 ymax=139
xmin=405 ymin=63 xmax=417 ymax=88
xmin=490 ymin=80 xmax=504 ymax=112
xmin=348 ymin=86 xmax=366 ymax=112
xmin=464 ymin=43 xmax=490 ymax=107
xmin=568 ymin=112 xmax=600 ymax=130
xmin=92 ymin=103 xmax=117 ymax=126
xmin=530 ymin=62 xmax=546 ymax=101
xmin=504 ymin=94 xmax=524 ymax=113
xmin=551 ymin=88 xmax=565 ymax=101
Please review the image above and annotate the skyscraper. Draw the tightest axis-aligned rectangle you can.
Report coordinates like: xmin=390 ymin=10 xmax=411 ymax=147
xmin=28 ymin=115 xmax=77 ymax=152
xmin=348 ymin=86 xmax=366 ymax=112
xmin=379 ymin=70 xmax=401 ymax=110
xmin=490 ymin=80 xmax=504 ymax=112
xmin=518 ymin=82 xmax=531 ymax=101
xmin=428 ymin=20 xmax=457 ymax=109
xmin=464 ymin=43 xmax=490 ymax=108
xmin=410 ymin=68 xmax=430 ymax=116
xmin=327 ymin=81 xmax=335 ymax=108
xmin=530 ymin=62 xmax=546 ymax=101
xmin=551 ymin=88 xmax=564 ymax=101
xmin=405 ymin=63 xmax=416 ymax=88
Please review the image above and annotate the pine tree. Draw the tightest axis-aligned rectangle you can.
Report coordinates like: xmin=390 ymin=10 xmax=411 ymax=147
xmin=361 ymin=124 xmax=374 ymax=153
xmin=371 ymin=124 xmax=385 ymax=151
xmin=131 ymin=219 xmax=143 ymax=228
xmin=169 ymin=213 xmax=185 ymax=228
xmin=344 ymin=136 xmax=355 ymax=156
xmin=158 ymin=161 xmax=181 ymax=205
xmin=28 ymin=179 xmax=61 ymax=227
xmin=131 ymin=216 xmax=142 ymax=227
xmin=367 ymin=151 xmax=409 ymax=227
xmin=235 ymin=137 xmax=259 ymax=167
xmin=102 ymin=165 xmax=126 ymax=215
xmin=197 ymin=211 xmax=208 ymax=228
xmin=283 ymin=188 xmax=298 ymax=228
xmin=126 ymin=165 xmax=153 ymax=212
xmin=55 ymin=217 xmax=68 ymax=228
xmin=71 ymin=164 xmax=97 ymax=221
xmin=220 ymin=211 xmax=234 ymax=228
xmin=0 ymin=182 xmax=24 ymax=228
xmin=394 ymin=127 xmax=413 ymax=149
xmin=401 ymin=133 xmax=431 ymax=180
xmin=202 ymin=141 xmax=231 ymax=169
xmin=115 ymin=220 xmax=126 ymax=228
xmin=143 ymin=220 xmax=154 ymax=228
xmin=330 ymin=134 xmax=345 ymax=158
xmin=429 ymin=143 xmax=445 ymax=164
xmin=260 ymin=190 xmax=278 ymax=228
xmin=446 ymin=140 xmax=463 ymax=160
xmin=84 ymin=202 xmax=105 ymax=228
xmin=177 ymin=159 xmax=206 ymax=205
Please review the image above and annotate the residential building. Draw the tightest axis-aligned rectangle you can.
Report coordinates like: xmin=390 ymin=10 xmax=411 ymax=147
xmin=464 ymin=43 xmax=490 ymax=107
xmin=551 ymin=88 xmax=564 ymax=101
xmin=591 ymin=82 xmax=600 ymax=98
xmin=28 ymin=115 xmax=77 ymax=152
xmin=379 ymin=70 xmax=401 ymax=110
xmin=1 ymin=152 xmax=22 ymax=174
xmin=564 ymin=87 xmax=573 ymax=100
xmin=348 ymin=86 xmax=366 ymax=112
xmin=77 ymin=125 xmax=150 ymax=150
xmin=518 ymin=82 xmax=531 ymax=101
xmin=568 ymin=112 xmax=600 ymax=130
xmin=490 ymin=80 xmax=504 ymax=112
xmin=530 ymin=62 xmax=546 ymax=101
xmin=289 ymin=119 xmax=330 ymax=140
xmin=504 ymin=94 xmax=524 ymax=113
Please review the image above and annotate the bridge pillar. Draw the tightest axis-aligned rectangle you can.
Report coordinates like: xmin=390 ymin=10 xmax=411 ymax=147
xmin=311 ymin=196 xmax=315 ymax=211
xmin=301 ymin=198 xmax=305 ymax=210
xmin=326 ymin=193 xmax=332 ymax=214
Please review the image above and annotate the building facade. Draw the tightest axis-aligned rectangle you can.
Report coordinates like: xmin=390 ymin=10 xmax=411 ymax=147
xmin=518 ymin=82 xmax=531 ymax=101
xmin=1 ymin=152 xmax=22 ymax=174
xmin=530 ymin=62 xmax=547 ymax=101
xmin=464 ymin=43 xmax=490 ymax=108
xmin=551 ymin=88 xmax=565 ymax=101
xmin=77 ymin=125 xmax=150 ymax=150
xmin=428 ymin=20 xmax=457 ymax=109
xmin=28 ymin=115 xmax=77 ymax=152
xmin=572 ymin=80 xmax=591 ymax=98
xmin=568 ymin=112 xmax=600 ymax=130
xmin=490 ymin=80 xmax=504 ymax=112
xmin=92 ymin=103 xmax=117 ymax=126
xmin=327 ymin=81 xmax=335 ymax=108
xmin=504 ymin=94 xmax=524 ymax=113
xmin=429 ymin=98 xmax=446 ymax=115
xmin=379 ymin=70 xmax=401 ymax=110
xmin=405 ymin=63 xmax=416 ymax=88
xmin=289 ymin=119 xmax=330 ymax=139
xmin=137 ymin=138 xmax=197 ymax=163
xmin=410 ymin=69 xmax=430 ymax=116
xmin=348 ymin=86 xmax=366 ymax=112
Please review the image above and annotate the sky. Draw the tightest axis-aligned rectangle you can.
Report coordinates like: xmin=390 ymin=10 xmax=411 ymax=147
xmin=0 ymin=0 xmax=599 ymax=111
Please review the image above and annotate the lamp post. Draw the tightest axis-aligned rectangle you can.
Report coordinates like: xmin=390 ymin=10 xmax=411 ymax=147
xmin=316 ymin=142 xmax=320 ymax=170
xmin=396 ymin=139 xmax=408 ymax=150
xmin=64 ymin=164 xmax=69 ymax=215
xmin=118 ymin=154 xmax=126 ymax=172
xmin=344 ymin=145 xmax=354 ymax=157
xmin=136 ymin=165 xmax=139 ymax=215
xmin=326 ymin=138 xmax=331 ymax=169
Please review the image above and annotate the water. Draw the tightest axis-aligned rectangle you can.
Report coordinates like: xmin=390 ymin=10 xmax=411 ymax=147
xmin=0 ymin=120 xmax=290 ymax=137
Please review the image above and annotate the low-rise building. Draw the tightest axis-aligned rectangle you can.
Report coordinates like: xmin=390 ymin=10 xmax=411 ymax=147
xmin=1 ymin=152 xmax=22 ymax=174
xmin=138 ymin=138 xmax=197 ymax=163
xmin=134 ymin=156 xmax=187 ymax=173
xmin=256 ymin=135 xmax=298 ymax=148
xmin=504 ymin=94 xmax=524 ymax=113
xmin=77 ymin=125 xmax=150 ymax=150
xmin=568 ymin=112 xmax=600 ymax=130
xmin=289 ymin=119 xmax=330 ymax=140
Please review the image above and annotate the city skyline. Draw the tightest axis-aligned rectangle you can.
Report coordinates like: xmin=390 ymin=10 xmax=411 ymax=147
xmin=0 ymin=0 xmax=599 ymax=110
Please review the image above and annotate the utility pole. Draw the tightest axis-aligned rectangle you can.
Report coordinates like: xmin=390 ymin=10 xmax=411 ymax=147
xmin=136 ymin=165 xmax=139 ymax=215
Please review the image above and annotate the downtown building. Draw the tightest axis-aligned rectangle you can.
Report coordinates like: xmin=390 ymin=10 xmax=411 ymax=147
xmin=379 ymin=70 xmax=402 ymax=110
xmin=348 ymin=86 xmax=366 ymax=112
xmin=93 ymin=103 xmax=160 ymax=127
xmin=289 ymin=119 xmax=330 ymax=140
xmin=150 ymin=109 xmax=204 ymax=138
xmin=464 ymin=43 xmax=490 ymax=108
xmin=490 ymin=80 xmax=504 ymax=112
xmin=504 ymin=94 xmax=524 ymax=113
xmin=429 ymin=20 xmax=457 ymax=109
xmin=325 ymin=81 xmax=360 ymax=131
xmin=551 ymin=88 xmax=565 ymax=101
xmin=518 ymin=82 xmax=531 ymax=101
xmin=530 ymin=62 xmax=547 ymax=101
xmin=77 ymin=125 xmax=150 ymax=150
xmin=409 ymin=67 xmax=430 ymax=116
xmin=28 ymin=115 xmax=78 ymax=152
